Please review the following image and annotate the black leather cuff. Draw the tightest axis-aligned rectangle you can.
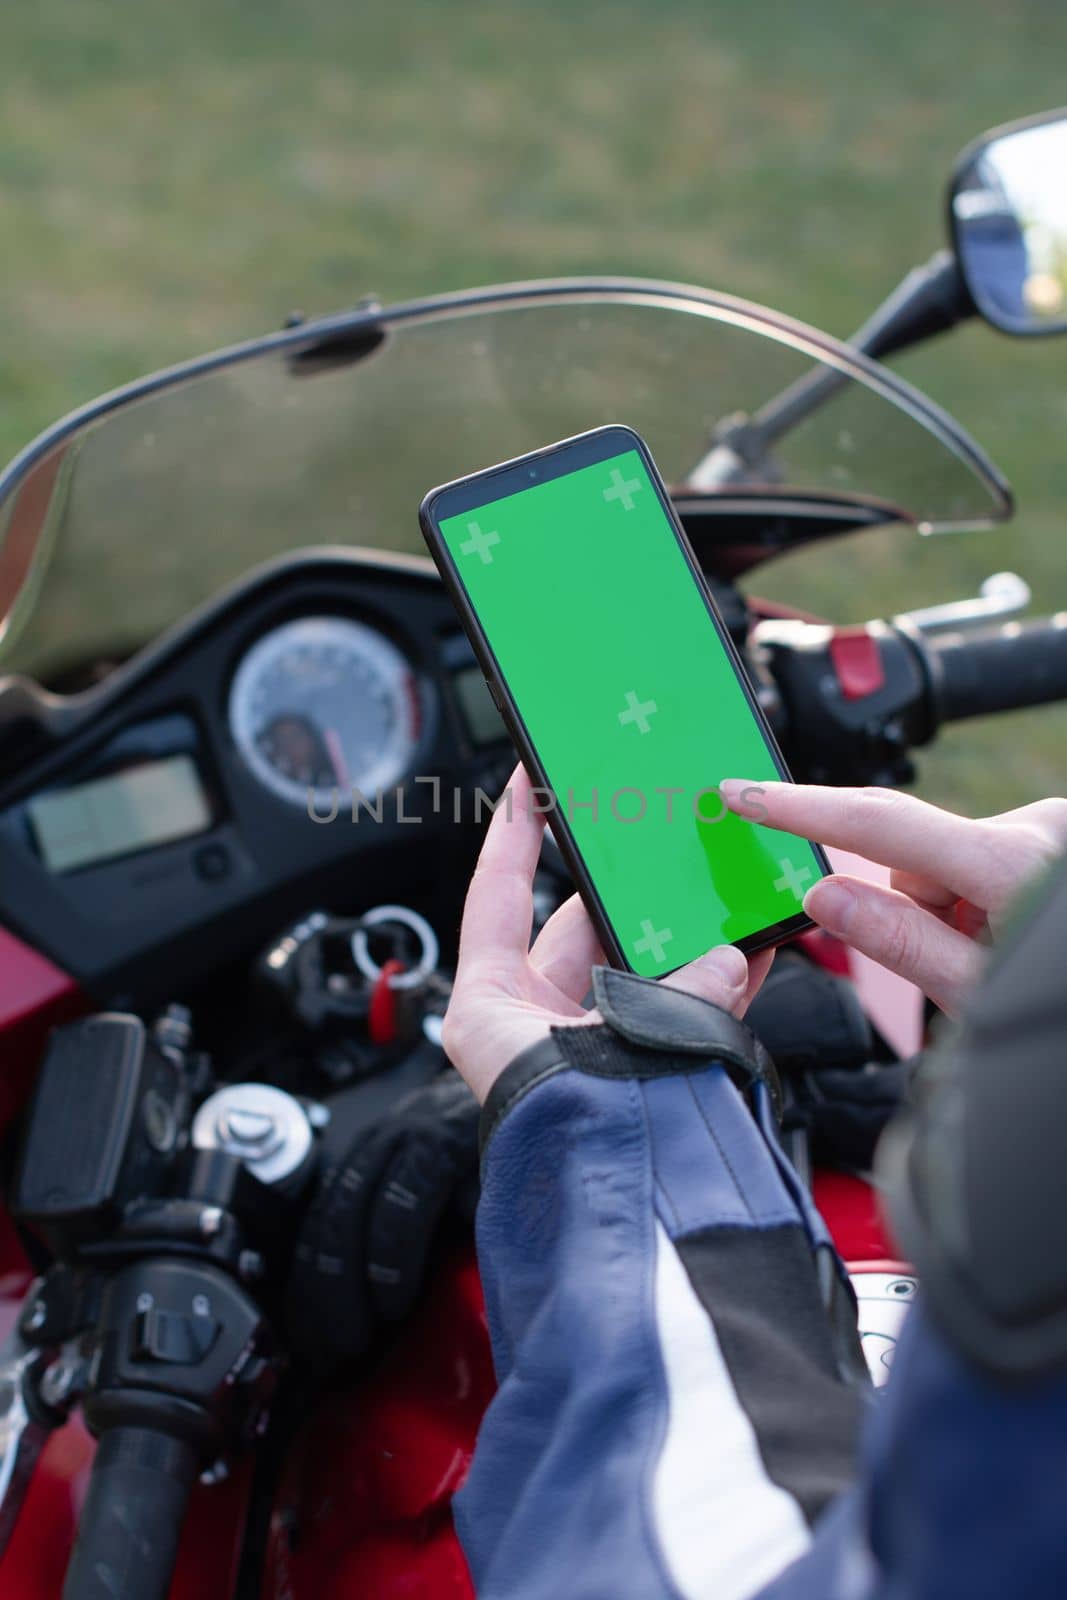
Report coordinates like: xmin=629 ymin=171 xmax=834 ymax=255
xmin=479 ymin=1034 xmax=569 ymax=1158
xmin=479 ymin=965 xmax=780 ymax=1159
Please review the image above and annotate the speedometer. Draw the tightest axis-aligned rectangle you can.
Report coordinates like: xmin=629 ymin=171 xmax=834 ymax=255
xmin=228 ymin=616 xmax=420 ymax=807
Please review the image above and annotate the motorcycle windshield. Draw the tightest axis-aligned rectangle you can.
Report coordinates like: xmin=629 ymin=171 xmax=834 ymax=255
xmin=0 ymin=279 xmax=1009 ymax=683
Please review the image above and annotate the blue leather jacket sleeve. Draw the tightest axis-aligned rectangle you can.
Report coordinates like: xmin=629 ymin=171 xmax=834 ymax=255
xmin=457 ymin=1036 xmax=1067 ymax=1600
xmin=456 ymin=1051 xmax=1067 ymax=1599
xmin=455 ymin=1054 xmax=865 ymax=1599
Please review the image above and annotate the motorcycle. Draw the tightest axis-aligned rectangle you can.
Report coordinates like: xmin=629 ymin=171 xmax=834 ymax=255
xmin=0 ymin=105 xmax=1065 ymax=1599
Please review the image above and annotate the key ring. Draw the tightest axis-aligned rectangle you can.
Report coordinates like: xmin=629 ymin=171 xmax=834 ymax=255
xmin=351 ymin=905 xmax=439 ymax=991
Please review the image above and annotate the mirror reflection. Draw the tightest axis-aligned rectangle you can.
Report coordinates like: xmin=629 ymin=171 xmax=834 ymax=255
xmin=953 ymin=114 xmax=1067 ymax=335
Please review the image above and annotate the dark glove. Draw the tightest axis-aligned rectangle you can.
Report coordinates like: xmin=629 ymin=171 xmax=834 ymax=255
xmin=744 ymin=949 xmax=911 ymax=1169
xmin=286 ymin=1071 xmax=479 ymax=1376
xmin=744 ymin=949 xmax=874 ymax=1074
xmin=788 ymin=1059 xmax=915 ymax=1170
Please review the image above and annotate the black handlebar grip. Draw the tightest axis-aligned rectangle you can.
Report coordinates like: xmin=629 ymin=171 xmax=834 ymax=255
xmin=62 ymin=1426 xmax=199 ymax=1600
xmin=931 ymin=617 xmax=1067 ymax=722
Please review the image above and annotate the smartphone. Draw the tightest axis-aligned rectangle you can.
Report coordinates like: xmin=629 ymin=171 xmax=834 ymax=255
xmin=419 ymin=424 xmax=831 ymax=978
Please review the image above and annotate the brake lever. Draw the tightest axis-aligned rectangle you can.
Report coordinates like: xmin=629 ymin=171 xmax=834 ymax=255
xmin=0 ymin=1324 xmax=52 ymax=1557
xmin=895 ymin=570 xmax=1031 ymax=635
xmin=0 ymin=1282 xmax=86 ymax=1559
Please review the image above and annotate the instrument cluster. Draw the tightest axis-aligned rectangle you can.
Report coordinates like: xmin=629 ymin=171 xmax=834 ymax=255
xmin=0 ymin=553 xmax=510 ymax=1000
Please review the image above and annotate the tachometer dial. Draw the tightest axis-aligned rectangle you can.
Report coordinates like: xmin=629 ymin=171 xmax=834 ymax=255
xmin=228 ymin=617 xmax=420 ymax=807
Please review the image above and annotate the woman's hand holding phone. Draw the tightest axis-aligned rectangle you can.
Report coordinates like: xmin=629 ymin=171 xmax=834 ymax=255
xmin=443 ymin=766 xmax=773 ymax=1103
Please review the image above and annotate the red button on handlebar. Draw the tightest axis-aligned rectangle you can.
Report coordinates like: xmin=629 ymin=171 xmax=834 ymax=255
xmin=829 ymin=627 xmax=886 ymax=700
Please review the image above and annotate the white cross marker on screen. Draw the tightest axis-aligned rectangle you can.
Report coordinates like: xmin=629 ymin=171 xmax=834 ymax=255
xmin=617 ymin=690 xmax=659 ymax=734
xmin=460 ymin=522 xmax=501 ymax=564
xmin=633 ymin=919 xmax=674 ymax=963
xmin=603 ymin=468 xmax=643 ymax=511
xmin=773 ymin=858 xmax=813 ymax=900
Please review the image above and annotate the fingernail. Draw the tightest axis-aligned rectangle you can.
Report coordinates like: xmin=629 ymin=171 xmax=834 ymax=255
xmin=717 ymin=778 xmax=758 ymax=803
xmin=804 ymin=880 xmax=856 ymax=932
xmin=699 ymin=944 xmax=748 ymax=991
xmin=717 ymin=779 xmax=780 ymax=818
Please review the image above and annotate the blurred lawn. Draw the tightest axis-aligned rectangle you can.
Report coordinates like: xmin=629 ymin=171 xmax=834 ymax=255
xmin=2 ymin=0 xmax=1066 ymax=810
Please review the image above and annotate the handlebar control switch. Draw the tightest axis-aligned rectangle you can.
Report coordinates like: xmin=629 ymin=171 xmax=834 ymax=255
xmin=753 ymin=617 xmax=932 ymax=787
xmin=84 ymin=1258 xmax=277 ymax=1452
xmin=131 ymin=1304 xmax=220 ymax=1367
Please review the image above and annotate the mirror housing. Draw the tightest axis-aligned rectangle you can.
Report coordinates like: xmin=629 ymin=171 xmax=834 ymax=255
xmin=950 ymin=107 xmax=1067 ymax=337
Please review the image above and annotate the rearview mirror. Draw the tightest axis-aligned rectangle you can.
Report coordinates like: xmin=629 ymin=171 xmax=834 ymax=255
xmin=951 ymin=108 xmax=1067 ymax=336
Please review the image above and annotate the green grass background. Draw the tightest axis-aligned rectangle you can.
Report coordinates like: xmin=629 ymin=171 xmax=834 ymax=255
xmin=2 ymin=0 xmax=1066 ymax=811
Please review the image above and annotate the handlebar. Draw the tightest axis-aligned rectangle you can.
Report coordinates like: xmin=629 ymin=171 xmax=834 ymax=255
xmin=928 ymin=615 xmax=1067 ymax=722
xmin=62 ymin=1426 xmax=199 ymax=1600
xmin=755 ymin=607 xmax=1067 ymax=787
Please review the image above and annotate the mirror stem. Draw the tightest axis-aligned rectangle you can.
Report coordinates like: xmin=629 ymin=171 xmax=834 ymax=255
xmin=751 ymin=250 xmax=974 ymax=448
xmin=689 ymin=252 xmax=976 ymax=490
xmin=854 ymin=247 xmax=975 ymax=363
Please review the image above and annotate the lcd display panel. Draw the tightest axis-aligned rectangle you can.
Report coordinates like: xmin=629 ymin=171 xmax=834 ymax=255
xmin=28 ymin=755 xmax=212 ymax=873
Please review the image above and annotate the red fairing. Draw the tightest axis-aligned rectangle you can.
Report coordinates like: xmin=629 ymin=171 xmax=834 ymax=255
xmin=815 ymin=1168 xmax=898 ymax=1262
xmin=0 ymin=926 xmax=81 ymax=1026
xmin=263 ymin=1246 xmax=494 ymax=1600
xmin=0 ymin=926 xmax=85 ymax=1137
xmin=0 ymin=929 xmax=88 ymax=1597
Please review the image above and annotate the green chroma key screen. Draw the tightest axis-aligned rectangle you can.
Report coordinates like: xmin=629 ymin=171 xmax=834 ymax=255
xmin=437 ymin=442 xmax=827 ymax=977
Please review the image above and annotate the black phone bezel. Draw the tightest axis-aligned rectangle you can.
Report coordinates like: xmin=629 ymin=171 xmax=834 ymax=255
xmin=419 ymin=422 xmax=831 ymax=973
